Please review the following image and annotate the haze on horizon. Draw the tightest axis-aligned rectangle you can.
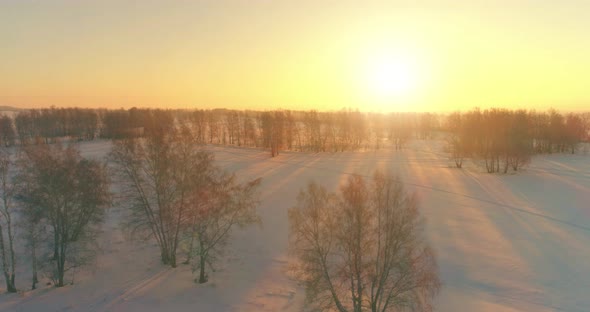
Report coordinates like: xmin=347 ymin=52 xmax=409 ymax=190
xmin=1 ymin=0 xmax=589 ymax=112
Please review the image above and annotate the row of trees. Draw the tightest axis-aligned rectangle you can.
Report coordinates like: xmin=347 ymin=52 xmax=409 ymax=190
xmin=1 ymin=106 xmax=586 ymax=162
xmin=12 ymin=108 xmax=99 ymax=145
xmin=0 ymin=107 xmax=443 ymax=155
xmin=101 ymin=108 xmax=175 ymax=139
xmin=183 ymin=109 xmax=371 ymax=153
xmin=445 ymin=108 xmax=589 ymax=172
xmin=181 ymin=109 xmax=440 ymax=156
xmin=0 ymin=107 xmax=176 ymax=145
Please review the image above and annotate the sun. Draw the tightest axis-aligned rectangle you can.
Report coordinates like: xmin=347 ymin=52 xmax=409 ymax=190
xmin=366 ymin=56 xmax=418 ymax=99
xmin=352 ymin=42 xmax=431 ymax=111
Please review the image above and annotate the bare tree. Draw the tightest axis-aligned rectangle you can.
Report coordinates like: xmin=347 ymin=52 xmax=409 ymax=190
xmin=187 ymin=171 xmax=261 ymax=283
xmin=303 ymin=111 xmax=322 ymax=152
xmin=191 ymin=110 xmax=207 ymax=144
xmin=17 ymin=143 xmax=111 ymax=287
xmin=505 ymin=110 xmax=532 ymax=172
xmin=0 ymin=149 xmax=17 ymax=292
xmin=242 ymin=112 xmax=258 ymax=147
xmin=15 ymin=110 xmax=38 ymax=145
xmin=19 ymin=198 xmax=45 ymax=290
xmin=0 ymin=116 xmax=16 ymax=147
xmin=110 ymin=128 xmax=213 ymax=267
xmin=389 ymin=113 xmax=412 ymax=151
xmin=289 ymin=170 xmax=440 ymax=312
xmin=445 ymin=112 xmax=464 ymax=168
xmin=564 ymin=113 xmax=586 ymax=154
xmin=260 ymin=111 xmax=285 ymax=157
xmin=446 ymin=108 xmax=535 ymax=173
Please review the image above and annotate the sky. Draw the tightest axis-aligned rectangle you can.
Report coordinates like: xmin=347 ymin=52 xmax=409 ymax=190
xmin=1 ymin=0 xmax=589 ymax=112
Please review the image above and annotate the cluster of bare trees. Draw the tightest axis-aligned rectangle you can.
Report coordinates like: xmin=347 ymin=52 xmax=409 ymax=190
xmin=0 ymin=107 xmax=178 ymax=145
xmin=0 ymin=127 xmax=262 ymax=292
xmin=445 ymin=108 xmax=589 ymax=172
xmin=100 ymin=107 xmax=175 ymax=139
xmin=12 ymin=108 xmax=99 ymax=145
xmin=0 ymin=143 xmax=110 ymax=291
xmin=182 ymin=109 xmax=371 ymax=155
xmin=289 ymin=171 xmax=440 ymax=312
xmin=110 ymin=126 xmax=261 ymax=283
xmin=531 ymin=110 xmax=589 ymax=154
xmin=0 ymin=116 xmax=17 ymax=147
xmin=0 ymin=108 xmax=99 ymax=146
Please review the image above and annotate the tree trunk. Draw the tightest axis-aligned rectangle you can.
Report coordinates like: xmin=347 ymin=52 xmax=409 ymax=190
xmin=56 ymin=240 xmax=67 ymax=287
xmin=52 ymin=231 xmax=59 ymax=260
xmin=503 ymin=157 xmax=509 ymax=173
xmin=198 ymin=255 xmax=207 ymax=284
xmin=0 ymin=225 xmax=16 ymax=292
xmin=32 ymin=240 xmax=38 ymax=290
xmin=7 ymin=218 xmax=16 ymax=292
xmin=161 ymin=248 xmax=169 ymax=265
xmin=57 ymin=260 xmax=65 ymax=287
xmin=8 ymin=273 xmax=16 ymax=292
xmin=184 ymin=231 xmax=196 ymax=264
xmin=170 ymin=252 xmax=177 ymax=268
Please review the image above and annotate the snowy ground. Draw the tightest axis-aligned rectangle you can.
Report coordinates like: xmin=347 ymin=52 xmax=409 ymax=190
xmin=1 ymin=139 xmax=589 ymax=311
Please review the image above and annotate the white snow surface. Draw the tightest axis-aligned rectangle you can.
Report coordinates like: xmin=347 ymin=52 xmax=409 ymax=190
xmin=1 ymin=139 xmax=589 ymax=311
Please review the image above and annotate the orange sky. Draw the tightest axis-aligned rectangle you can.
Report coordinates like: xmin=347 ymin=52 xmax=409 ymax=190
xmin=1 ymin=1 xmax=589 ymax=112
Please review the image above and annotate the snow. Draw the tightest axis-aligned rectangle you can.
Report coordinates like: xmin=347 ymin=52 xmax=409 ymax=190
xmin=1 ymin=139 xmax=590 ymax=311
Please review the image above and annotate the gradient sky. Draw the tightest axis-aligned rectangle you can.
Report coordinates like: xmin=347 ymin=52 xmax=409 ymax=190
xmin=1 ymin=0 xmax=589 ymax=112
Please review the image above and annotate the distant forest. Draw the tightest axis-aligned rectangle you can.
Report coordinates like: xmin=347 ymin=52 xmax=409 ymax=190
xmin=0 ymin=107 xmax=588 ymax=171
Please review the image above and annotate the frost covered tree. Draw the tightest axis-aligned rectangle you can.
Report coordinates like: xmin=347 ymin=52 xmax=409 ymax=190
xmin=19 ymin=198 xmax=45 ymax=290
xmin=110 ymin=126 xmax=214 ymax=267
xmin=186 ymin=171 xmax=261 ymax=283
xmin=0 ymin=116 xmax=16 ymax=147
xmin=17 ymin=143 xmax=110 ymax=287
xmin=289 ymin=170 xmax=440 ymax=312
xmin=0 ymin=149 xmax=17 ymax=292
xmin=111 ymin=125 xmax=262 ymax=278
xmin=445 ymin=112 xmax=467 ymax=168
xmin=260 ymin=111 xmax=285 ymax=157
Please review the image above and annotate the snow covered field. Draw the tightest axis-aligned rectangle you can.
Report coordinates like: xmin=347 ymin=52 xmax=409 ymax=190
xmin=1 ymin=139 xmax=589 ymax=312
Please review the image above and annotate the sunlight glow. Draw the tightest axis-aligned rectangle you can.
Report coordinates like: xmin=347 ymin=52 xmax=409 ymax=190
xmin=359 ymin=49 xmax=424 ymax=111
xmin=367 ymin=58 xmax=417 ymax=98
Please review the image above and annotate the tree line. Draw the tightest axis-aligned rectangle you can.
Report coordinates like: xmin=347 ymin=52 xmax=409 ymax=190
xmin=2 ymin=107 xmax=99 ymax=146
xmin=444 ymin=108 xmax=589 ymax=172
xmin=0 ymin=107 xmax=444 ymax=154
xmin=1 ymin=106 xmax=587 ymax=171
xmin=179 ymin=109 xmax=442 ymax=154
